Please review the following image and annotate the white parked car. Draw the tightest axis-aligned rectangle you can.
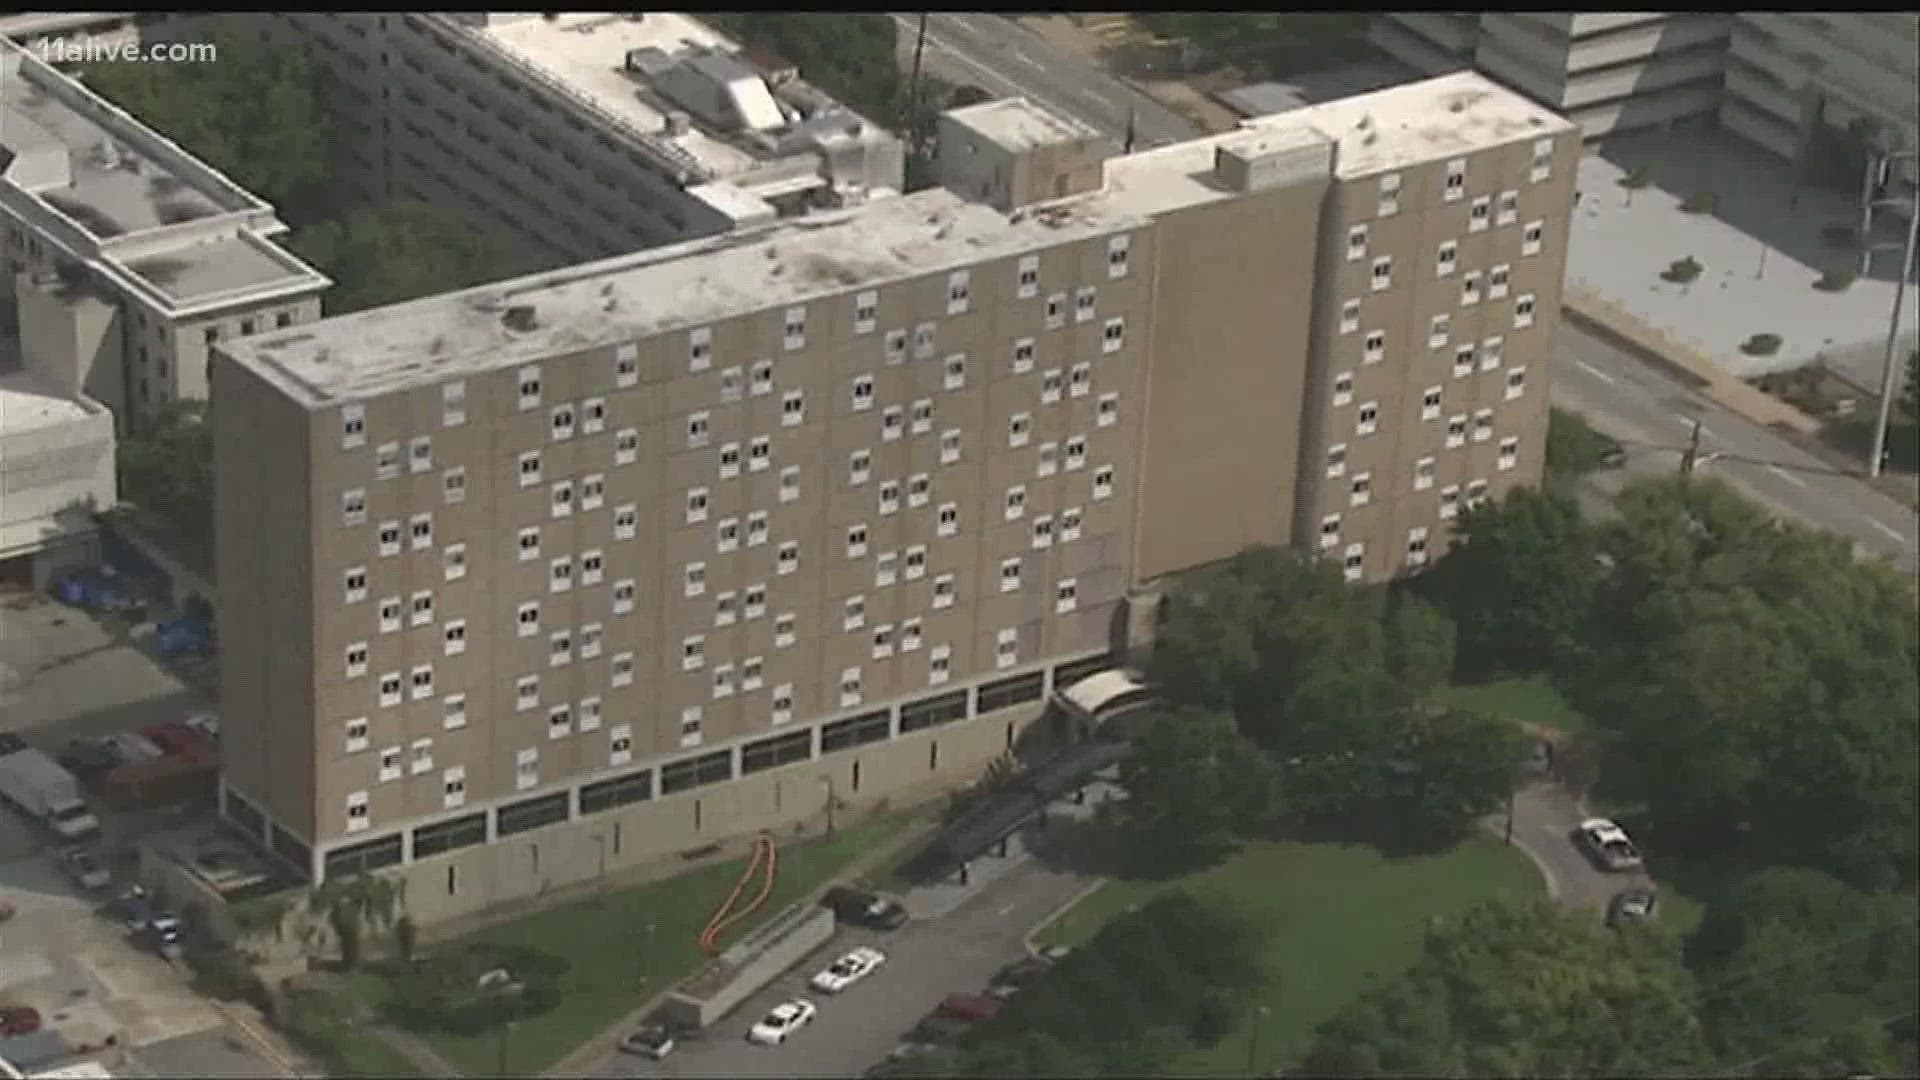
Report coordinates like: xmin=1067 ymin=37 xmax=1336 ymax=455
xmin=748 ymin=999 xmax=817 ymax=1045
xmin=184 ymin=712 xmax=221 ymax=742
xmin=1576 ymin=817 xmax=1644 ymax=872
xmin=810 ymin=946 xmax=886 ymax=993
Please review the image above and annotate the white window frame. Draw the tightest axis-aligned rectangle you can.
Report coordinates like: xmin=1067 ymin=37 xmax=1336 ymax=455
xmin=1326 ymin=443 xmax=1347 ymax=479
xmin=518 ymin=450 xmax=542 ymax=488
xmin=1429 ymin=313 xmax=1451 ymax=350
xmin=1009 ymin=412 xmax=1032 ymax=448
xmin=444 ymin=542 xmax=467 ymax=581
xmin=1489 ymin=264 xmax=1511 ymax=300
xmin=854 ymin=290 xmax=878 ymax=334
xmin=681 ymin=634 xmax=706 ymax=673
xmin=851 ymin=374 xmax=875 ymax=412
xmin=1446 ymin=414 xmax=1468 ymax=449
xmin=780 ymin=465 xmax=801 ymax=503
xmin=685 ymin=560 xmax=707 ymax=598
xmin=1017 ymin=255 xmax=1040 ymax=298
xmin=777 ymin=541 xmax=800 ymax=576
xmin=751 ymin=359 xmax=775 ymax=395
xmin=1506 ymin=366 xmax=1527 ymax=401
xmin=375 ymin=442 xmax=400 ymax=481
xmin=1319 ymin=512 xmax=1341 ymax=551
xmin=343 ymin=566 xmax=367 ymax=605
xmin=1481 ymin=336 xmax=1505 ymax=372
xmin=552 ymin=403 xmax=577 ymax=443
xmin=1370 ymin=255 xmax=1393 ymax=293
xmin=1414 ymin=456 xmax=1436 ymax=492
xmin=1107 ymin=234 xmax=1131 ymax=278
xmin=690 ymin=326 xmax=714 ymax=371
xmin=1074 ymin=286 xmax=1098 ymax=323
xmin=1055 ymin=577 xmax=1079 ymax=614
xmin=341 ymin=403 xmax=366 ymax=449
xmin=1092 ymin=465 xmax=1116 ymax=501
xmin=1346 ymin=223 xmax=1368 ymax=261
xmin=344 ymin=717 xmax=370 ymax=754
xmin=932 ymin=573 xmax=956 ymax=610
xmin=1350 ymin=471 xmax=1372 ymax=508
xmin=1469 ymin=194 xmax=1491 ymax=233
xmin=614 ymin=343 xmax=639 ymax=388
xmin=1497 ymin=189 xmax=1519 ymax=226
xmin=342 ymin=489 xmax=367 ymax=527
xmin=613 ymin=504 xmax=639 ymax=540
xmin=1422 ymin=386 xmax=1443 ymax=421
xmin=781 ymin=390 xmax=806 ymax=427
xmin=444 ymin=619 xmax=467 ymax=657
xmin=940 ymin=428 xmax=962 ymax=465
xmin=1340 ymin=298 xmax=1361 ymax=334
xmin=612 ymin=579 xmax=636 ymax=616
xmin=1473 ymin=408 xmax=1495 ymax=443
xmin=1498 ymin=436 xmax=1521 ymax=472
xmin=1436 ymin=240 xmax=1458 ymax=278
xmin=1332 ymin=371 xmax=1355 ymax=408
xmin=1443 ymin=157 xmax=1466 ymax=202
xmin=718 ymin=442 xmax=741 ymax=480
xmin=1440 ymin=485 xmax=1461 ymax=520
xmin=1004 ymin=485 xmax=1027 ymax=522
xmin=1097 ymin=392 xmax=1119 ymax=427
xmin=908 ymin=472 xmax=931 ymax=508
xmin=686 ymin=488 xmax=709 ymax=524
xmin=937 ymin=502 xmax=959 ymax=538
xmin=1514 ymin=293 xmax=1536 ymax=330
xmin=946 ymin=270 xmax=971 ymax=315
xmin=1102 ymin=317 xmax=1125 ymax=354
xmin=1355 ymin=401 xmax=1379 ymax=437
xmin=615 ymin=427 xmax=640 ymax=466
xmin=911 ymin=398 xmax=935 ymax=435
xmin=1522 ymin=219 xmax=1544 ymax=257
xmin=517 ymin=365 xmax=542 ymax=411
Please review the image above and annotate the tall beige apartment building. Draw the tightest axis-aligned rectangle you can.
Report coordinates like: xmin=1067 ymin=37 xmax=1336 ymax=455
xmin=213 ymin=72 xmax=1575 ymax=923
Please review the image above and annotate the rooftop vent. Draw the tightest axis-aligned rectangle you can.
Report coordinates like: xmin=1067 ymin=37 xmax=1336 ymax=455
xmin=1449 ymin=99 xmax=1467 ymax=113
xmin=503 ymin=304 xmax=539 ymax=332
xmin=96 ymin=140 xmax=121 ymax=169
xmin=1355 ymin=114 xmax=1372 ymax=131
xmin=664 ymin=111 xmax=692 ymax=137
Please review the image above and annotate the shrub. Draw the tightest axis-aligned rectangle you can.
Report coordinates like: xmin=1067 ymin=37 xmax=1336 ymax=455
xmin=1740 ymin=333 xmax=1783 ymax=357
xmin=1617 ymin=165 xmax=1654 ymax=189
xmin=1661 ymin=256 xmax=1703 ymax=284
xmin=1814 ymin=269 xmax=1857 ymax=292
xmin=384 ymin=943 xmax=569 ymax=1036
xmin=1679 ymin=191 xmax=1718 ymax=213
xmin=186 ymin=947 xmax=262 ymax=1003
xmin=1546 ymin=407 xmax=1623 ymax=481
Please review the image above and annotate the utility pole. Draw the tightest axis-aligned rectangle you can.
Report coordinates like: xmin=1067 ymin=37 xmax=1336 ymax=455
xmin=906 ymin=13 xmax=929 ymax=147
xmin=1504 ymin=786 xmax=1516 ymax=846
xmin=1869 ymin=157 xmax=1918 ymax=479
xmin=1679 ymin=420 xmax=1702 ymax=477
xmin=822 ymin=774 xmax=837 ymax=835
xmin=1124 ymin=106 xmax=1137 ymax=154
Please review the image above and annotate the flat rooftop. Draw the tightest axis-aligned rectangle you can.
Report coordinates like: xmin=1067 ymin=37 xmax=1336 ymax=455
xmin=476 ymin=13 xmax=762 ymax=178
xmin=0 ymin=367 xmax=100 ymax=436
xmin=233 ymin=186 xmax=1147 ymax=406
xmin=1271 ymin=70 xmax=1577 ymax=178
xmin=119 ymin=232 xmax=325 ymax=306
xmin=948 ymin=96 xmax=1103 ymax=151
xmin=1 ymin=41 xmax=249 ymax=238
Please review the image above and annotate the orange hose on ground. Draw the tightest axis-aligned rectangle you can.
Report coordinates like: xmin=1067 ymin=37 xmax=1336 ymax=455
xmin=704 ymin=836 xmax=779 ymax=951
xmin=699 ymin=838 xmax=768 ymax=953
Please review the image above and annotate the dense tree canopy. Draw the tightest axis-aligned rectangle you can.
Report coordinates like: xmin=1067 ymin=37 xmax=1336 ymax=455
xmin=1544 ymin=406 xmax=1622 ymax=482
xmin=116 ymin=400 xmax=213 ymax=562
xmin=904 ymin=893 xmax=1263 ymax=1078
xmin=1114 ymin=710 xmax=1277 ymax=871
xmin=1421 ymin=487 xmax=1606 ymax=679
xmin=290 ymin=202 xmax=537 ymax=316
xmin=79 ymin=29 xmax=334 ymax=224
xmin=1302 ymin=897 xmax=1711 ymax=1077
xmin=1687 ymin=867 xmax=1919 ymax=1076
xmin=1427 ymin=475 xmax=1919 ymax=889
xmin=1146 ymin=548 xmax=1519 ymax=850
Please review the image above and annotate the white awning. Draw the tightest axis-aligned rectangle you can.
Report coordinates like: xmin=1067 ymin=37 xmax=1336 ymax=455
xmin=1055 ymin=668 xmax=1151 ymax=721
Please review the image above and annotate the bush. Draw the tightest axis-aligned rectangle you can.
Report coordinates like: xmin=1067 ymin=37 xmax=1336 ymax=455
xmin=1815 ymin=269 xmax=1857 ymax=292
xmin=1617 ymin=165 xmax=1655 ymax=189
xmin=1546 ymin=407 xmax=1623 ymax=481
xmin=1661 ymin=256 xmax=1703 ymax=284
xmin=1679 ymin=191 xmax=1718 ymax=213
xmin=186 ymin=947 xmax=262 ymax=1003
xmin=1740 ymin=333 xmax=1783 ymax=357
xmin=384 ymin=943 xmax=569 ymax=1036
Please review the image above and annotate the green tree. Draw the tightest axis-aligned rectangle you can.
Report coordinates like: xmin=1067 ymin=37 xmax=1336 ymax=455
xmin=1689 ymin=868 xmax=1918 ymax=1075
xmin=1903 ymin=347 xmax=1918 ymax=420
xmin=1115 ymin=710 xmax=1277 ymax=871
xmin=1544 ymin=406 xmax=1622 ymax=481
xmin=1572 ymin=477 xmax=1919 ymax=886
xmin=290 ymin=201 xmax=539 ymax=316
xmin=1301 ymin=897 xmax=1711 ymax=1077
xmin=1423 ymin=487 xmax=1604 ymax=679
xmin=116 ymin=400 xmax=214 ymax=557
xmin=78 ymin=28 xmax=335 ymax=223
xmin=307 ymin=875 xmax=404 ymax=970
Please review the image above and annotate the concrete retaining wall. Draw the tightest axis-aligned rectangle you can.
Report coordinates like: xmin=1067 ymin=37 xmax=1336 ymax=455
xmin=660 ymin=902 xmax=836 ymax=1030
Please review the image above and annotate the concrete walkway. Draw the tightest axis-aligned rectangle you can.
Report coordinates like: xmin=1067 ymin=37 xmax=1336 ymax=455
xmin=901 ymin=774 xmax=1123 ymax=922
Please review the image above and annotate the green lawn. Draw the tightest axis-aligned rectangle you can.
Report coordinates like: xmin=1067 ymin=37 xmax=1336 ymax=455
xmin=1036 ymin=837 xmax=1545 ymax=1076
xmin=383 ymin=812 xmax=924 ymax=1075
xmin=1438 ymin=675 xmax=1589 ymax=734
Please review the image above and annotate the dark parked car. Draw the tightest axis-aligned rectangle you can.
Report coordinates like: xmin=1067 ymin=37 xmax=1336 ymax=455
xmin=822 ymin=885 xmax=909 ymax=930
xmin=617 ymin=1023 xmax=676 ymax=1060
xmin=936 ymin=993 xmax=1002 ymax=1022
xmin=1606 ymin=887 xmax=1658 ymax=928
xmin=58 ymin=736 xmax=122 ymax=778
xmin=0 ymin=733 xmax=27 ymax=757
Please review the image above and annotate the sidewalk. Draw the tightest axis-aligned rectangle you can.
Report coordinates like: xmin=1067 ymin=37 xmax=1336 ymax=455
xmin=901 ymin=775 xmax=1122 ymax=922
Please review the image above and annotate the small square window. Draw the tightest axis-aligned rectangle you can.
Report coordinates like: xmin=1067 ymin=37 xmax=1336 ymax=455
xmin=444 ymin=543 xmax=467 ymax=581
xmin=1522 ymin=220 xmax=1544 ymax=257
xmin=690 ymin=326 xmax=713 ymax=371
xmin=552 ymin=403 xmax=577 ymax=442
xmin=1101 ymin=318 xmax=1125 ymax=354
xmin=1370 ymin=255 xmax=1393 ymax=292
xmin=943 ymin=353 xmax=967 ymax=390
xmin=1440 ymin=485 xmax=1462 ymax=520
xmin=946 ymin=270 xmax=971 ymax=315
xmin=884 ymin=328 xmax=909 ymax=364
xmin=1011 ymin=337 xmax=1036 ymax=374
xmin=1326 ymin=443 xmax=1347 ymax=479
xmin=1045 ymin=291 xmax=1067 ymax=329
xmin=913 ymin=322 xmax=937 ymax=360
xmin=854 ymin=290 xmax=879 ymax=334
xmin=1356 ymin=402 xmax=1379 ymax=437
xmin=911 ymin=398 xmax=935 ymax=434
xmin=1340 ymin=299 xmax=1361 ymax=335
xmin=851 ymin=374 xmax=875 ymax=412
xmin=517 ymin=365 xmax=542 ymax=410
xmin=615 ymin=427 xmax=640 ymax=466
xmin=937 ymin=502 xmax=959 ymax=538
xmin=751 ymin=359 xmax=775 ymax=395
xmin=1017 ymin=255 xmax=1040 ymax=297
xmin=1505 ymin=366 xmax=1527 ymax=401
xmin=375 ymin=442 xmax=400 ymax=481
xmin=1009 ymin=412 xmax=1032 ymax=448
xmin=782 ymin=390 xmax=806 ymax=427
xmin=1041 ymin=369 xmax=1064 ymax=404
xmin=614 ymin=343 xmax=640 ymax=388
xmin=1074 ymin=286 xmax=1098 ymax=323
xmin=1469 ymin=195 xmax=1491 ymax=232
xmin=1414 ymin=456 xmax=1436 ymax=492
xmin=1097 ymin=392 xmax=1120 ymax=427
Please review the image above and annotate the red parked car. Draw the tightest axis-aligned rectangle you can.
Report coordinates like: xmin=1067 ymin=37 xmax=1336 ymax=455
xmin=138 ymin=722 xmax=212 ymax=758
xmin=0 ymin=1004 xmax=42 ymax=1037
xmin=937 ymin=993 xmax=1002 ymax=1022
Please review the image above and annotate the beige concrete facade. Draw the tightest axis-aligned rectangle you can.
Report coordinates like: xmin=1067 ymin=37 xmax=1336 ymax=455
xmin=1372 ymin=13 xmax=1732 ymax=141
xmin=212 ymin=73 xmax=1576 ymax=917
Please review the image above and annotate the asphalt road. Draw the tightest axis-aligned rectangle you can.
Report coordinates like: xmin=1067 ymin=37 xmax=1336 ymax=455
xmin=597 ymin=858 xmax=1093 ymax=1078
xmin=889 ymin=13 xmax=1199 ymax=147
xmin=1502 ymin=783 xmax=1644 ymax=915
xmin=1551 ymin=322 xmax=1918 ymax=574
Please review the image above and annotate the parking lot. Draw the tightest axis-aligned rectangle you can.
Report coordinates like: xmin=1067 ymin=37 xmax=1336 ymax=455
xmin=597 ymin=835 xmax=1096 ymax=1078
xmin=0 ymin=589 xmax=290 ymax=1076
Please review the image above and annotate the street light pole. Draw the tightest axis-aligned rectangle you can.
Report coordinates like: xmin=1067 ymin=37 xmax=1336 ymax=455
xmin=641 ymin=921 xmax=656 ymax=985
xmin=1869 ymin=165 xmax=1919 ymax=479
xmin=1246 ymin=1004 xmax=1270 ymax=1074
xmin=822 ymin=774 xmax=837 ymax=836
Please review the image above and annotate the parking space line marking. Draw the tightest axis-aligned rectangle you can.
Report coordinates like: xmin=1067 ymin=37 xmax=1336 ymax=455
xmin=1869 ymin=519 xmax=1908 ymax=542
xmin=1765 ymin=465 xmax=1807 ymax=488
xmin=1574 ymin=359 xmax=1616 ymax=383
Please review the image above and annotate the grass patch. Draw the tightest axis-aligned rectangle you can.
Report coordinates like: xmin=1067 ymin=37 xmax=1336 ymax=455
xmin=377 ymin=811 xmax=924 ymax=1075
xmin=1035 ymin=837 xmax=1544 ymax=1074
xmin=1437 ymin=675 xmax=1589 ymax=734
xmin=280 ymin=982 xmax=432 ymax=1079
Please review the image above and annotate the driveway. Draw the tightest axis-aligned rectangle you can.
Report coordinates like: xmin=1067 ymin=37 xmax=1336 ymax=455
xmin=595 ymin=857 xmax=1093 ymax=1078
xmin=1500 ymin=782 xmax=1650 ymax=914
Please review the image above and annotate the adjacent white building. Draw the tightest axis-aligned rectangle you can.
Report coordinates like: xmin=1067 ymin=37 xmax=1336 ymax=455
xmin=273 ymin=13 xmax=907 ymax=267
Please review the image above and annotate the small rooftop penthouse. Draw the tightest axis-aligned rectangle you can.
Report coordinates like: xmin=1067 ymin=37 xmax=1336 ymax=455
xmin=455 ymin=13 xmax=905 ymax=212
xmin=0 ymin=37 xmax=327 ymax=315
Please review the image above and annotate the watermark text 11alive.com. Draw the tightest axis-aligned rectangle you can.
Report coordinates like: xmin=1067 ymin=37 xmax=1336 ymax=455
xmin=34 ymin=38 xmax=218 ymax=66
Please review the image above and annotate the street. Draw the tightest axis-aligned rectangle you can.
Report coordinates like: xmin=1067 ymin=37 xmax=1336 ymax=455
xmin=1498 ymin=783 xmax=1643 ymax=914
xmin=595 ymin=856 xmax=1094 ymax=1078
xmin=1552 ymin=322 xmax=1918 ymax=574
xmin=888 ymin=13 xmax=1198 ymax=147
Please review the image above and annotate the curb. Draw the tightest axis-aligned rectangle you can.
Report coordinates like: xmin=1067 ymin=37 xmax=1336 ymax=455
xmin=1484 ymin=818 xmax=1562 ymax=902
xmin=1021 ymin=877 xmax=1107 ymax=956
xmin=209 ymin=998 xmax=310 ymax=1078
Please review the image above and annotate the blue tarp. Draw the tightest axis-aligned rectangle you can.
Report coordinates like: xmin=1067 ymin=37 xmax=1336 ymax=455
xmin=52 ymin=569 xmax=128 ymax=611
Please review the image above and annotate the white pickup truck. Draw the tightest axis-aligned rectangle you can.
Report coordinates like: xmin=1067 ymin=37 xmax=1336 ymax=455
xmin=0 ymin=748 xmax=102 ymax=840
